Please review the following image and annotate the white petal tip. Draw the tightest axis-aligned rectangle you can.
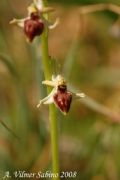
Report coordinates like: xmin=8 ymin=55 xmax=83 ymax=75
xmin=9 ymin=18 xmax=24 ymax=28
xmin=48 ymin=18 xmax=60 ymax=29
xmin=76 ymin=93 xmax=86 ymax=98
xmin=34 ymin=0 xmax=43 ymax=11
xmin=42 ymin=81 xmax=46 ymax=84
xmin=9 ymin=19 xmax=17 ymax=24
xmin=63 ymin=112 xmax=67 ymax=115
xmin=37 ymin=103 xmax=41 ymax=108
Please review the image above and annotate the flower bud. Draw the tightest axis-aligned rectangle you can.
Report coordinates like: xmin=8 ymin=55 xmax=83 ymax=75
xmin=24 ymin=12 xmax=44 ymax=42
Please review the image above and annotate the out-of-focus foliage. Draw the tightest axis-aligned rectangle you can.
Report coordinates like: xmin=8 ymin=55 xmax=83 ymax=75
xmin=50 ymin=0 xmax=120 ymax=5
xmin=0 ymin=0 xmax=120 ymax=179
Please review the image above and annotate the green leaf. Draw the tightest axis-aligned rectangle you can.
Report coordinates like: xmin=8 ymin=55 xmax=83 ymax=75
xmin=0 ymin=53 xmax=19 ymax=81
xmin=0 ymin=119 xmax=20 ymax=140
xmin=63 ymin=40 xmax=80 ymax=80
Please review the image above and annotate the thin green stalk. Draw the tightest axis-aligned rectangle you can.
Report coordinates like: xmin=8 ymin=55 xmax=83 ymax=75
xmin=41 ymin=1 xmax=60 ymax=179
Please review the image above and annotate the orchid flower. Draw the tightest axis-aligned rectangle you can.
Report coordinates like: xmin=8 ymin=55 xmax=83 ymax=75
xmin=10 ymin=0 xmax=59 ymax=42
xmin=37 ymin=75 xmax=85 ymax=115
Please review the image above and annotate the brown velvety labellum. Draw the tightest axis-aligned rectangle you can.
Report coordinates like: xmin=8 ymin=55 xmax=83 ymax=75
xmin=53 ymin=85 xmax=72 ymax=114
xmin=24 ymin=15 xmax=44 ymax=42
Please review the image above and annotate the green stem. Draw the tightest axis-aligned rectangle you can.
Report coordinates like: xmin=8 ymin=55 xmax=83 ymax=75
xmin=49 ymin=105 xmax=59 ymax=178
xmin=41 ymin=1 xmax=60 ymax=179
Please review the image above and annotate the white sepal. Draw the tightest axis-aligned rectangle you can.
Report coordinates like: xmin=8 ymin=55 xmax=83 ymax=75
xmin=37 ymin=87 xmax=57 ymax=107
xmin=48 ymin=18 xmax=60 ymax=29
xmin=10 ymin=18 xmax=26 ymax=28
xmin=34 ymin=0 xmax=43 ymax=11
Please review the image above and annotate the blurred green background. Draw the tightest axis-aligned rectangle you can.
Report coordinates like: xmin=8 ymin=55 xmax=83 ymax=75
xmin=1 ymin=0 xmax=120 ymax=179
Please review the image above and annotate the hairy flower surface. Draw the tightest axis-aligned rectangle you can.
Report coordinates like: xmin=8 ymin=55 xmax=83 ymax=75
xmin=24 ymin=12 xmax=44 ymax=42
xmin=37 ymin=75 xmax=85 ymax=115
xmin=53 ymin=85 xmax=72 ymax=114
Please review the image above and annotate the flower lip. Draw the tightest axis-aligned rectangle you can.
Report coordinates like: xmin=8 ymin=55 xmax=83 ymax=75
xmin=24 ymin=14 xmax=44 ymax=42
xmin=53 ymin=90 xmax=72 ymax=114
